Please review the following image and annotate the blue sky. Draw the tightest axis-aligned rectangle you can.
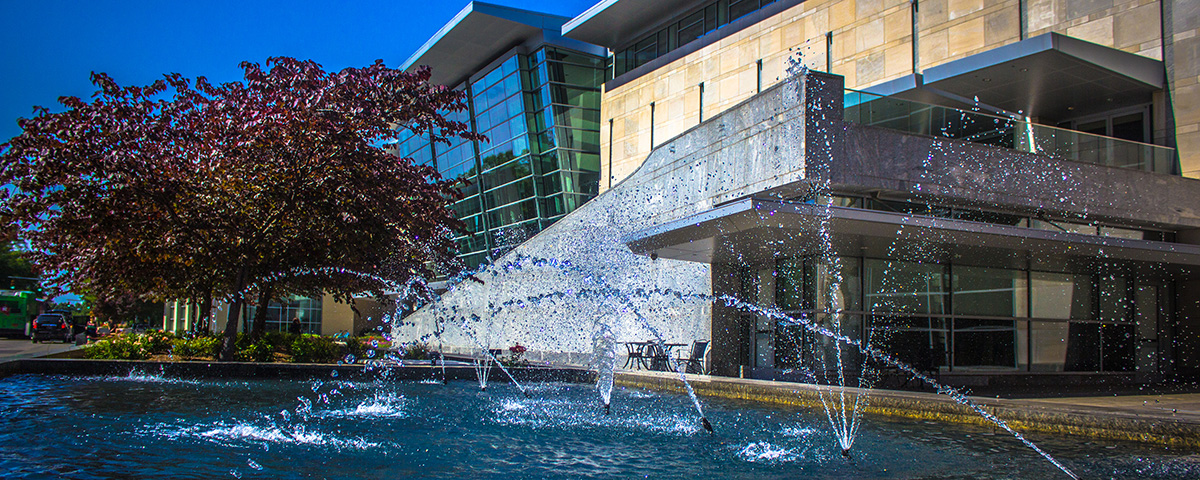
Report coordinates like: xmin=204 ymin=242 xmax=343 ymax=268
xmin=0 ymin=0 xmax=599 ymax=143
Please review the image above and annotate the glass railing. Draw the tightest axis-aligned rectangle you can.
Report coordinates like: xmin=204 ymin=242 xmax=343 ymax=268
xmin=843 ymin=89 xmax=1177 ymax=175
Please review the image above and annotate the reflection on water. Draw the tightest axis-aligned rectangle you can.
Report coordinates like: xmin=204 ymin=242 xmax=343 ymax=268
xmin=0 ymin=374 xmax=1196 ymax=479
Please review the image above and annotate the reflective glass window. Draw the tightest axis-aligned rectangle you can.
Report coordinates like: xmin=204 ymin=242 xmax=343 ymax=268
xmin=952 ymin=266 xmax=1028 ymax=317
xmin=865 ymin=259 xmax=948 ymax=314
xmin=1031 ymin=272 xmax=1094 ymax=320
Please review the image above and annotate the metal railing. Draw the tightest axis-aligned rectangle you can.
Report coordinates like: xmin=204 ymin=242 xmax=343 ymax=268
xmin=843 ymin=90 xmax=1177 ymax=175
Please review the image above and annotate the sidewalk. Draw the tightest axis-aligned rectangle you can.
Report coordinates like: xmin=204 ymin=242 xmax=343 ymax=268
xmin=615 ymin=370 xmax=1200 ymax=448
xmin=0 ymin=338 xmax=82 ymax=363
xmin=1022 ymin=393 xmax=1200 ymax=422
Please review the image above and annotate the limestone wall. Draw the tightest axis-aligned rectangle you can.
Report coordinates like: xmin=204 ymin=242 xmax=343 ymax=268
xmin=600 ymin=0 xmax=1196 ymax=193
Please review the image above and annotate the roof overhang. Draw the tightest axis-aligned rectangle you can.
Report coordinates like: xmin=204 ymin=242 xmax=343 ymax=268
xmin=563 ymin=0 xmax=708 ymax=49
xmin=401 ymin=2 xmax=573 ymax=87
xmin=864 ymin=33 xmax=1166 ymax=122
xmin=625 ymin=198 xmax=1200 ymax=278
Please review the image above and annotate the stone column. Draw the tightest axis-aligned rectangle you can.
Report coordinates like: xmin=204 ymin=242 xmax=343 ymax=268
xmin=710 ymin=262 xmax=748 ymax=377
xmin=1175 ymin=229 xmax=1200 ymax=376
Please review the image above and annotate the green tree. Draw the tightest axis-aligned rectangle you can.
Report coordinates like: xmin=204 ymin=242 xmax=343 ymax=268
xmin=0 ymin=238 xmax=38 ymax=292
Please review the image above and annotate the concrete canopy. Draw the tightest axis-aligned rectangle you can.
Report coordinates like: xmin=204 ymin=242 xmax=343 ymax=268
xmin=562 ymin=0 xmax=708 ymax=49
xmin=400 ymin=2 xmax=571 ymax=87
xmin=625 ymin=198 xmax=1200 ymax=279
xmin=865 ymin=33 xmax=1166 ymax=122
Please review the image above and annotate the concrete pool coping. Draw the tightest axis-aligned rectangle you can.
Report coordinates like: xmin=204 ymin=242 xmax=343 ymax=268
xmin=615 ymin=370 xmax=1200 ymax=448
xmin=0 ymin=358 xmax=596 ymax=384
xmin=4 ymin=356 xmax=1196 ymax=448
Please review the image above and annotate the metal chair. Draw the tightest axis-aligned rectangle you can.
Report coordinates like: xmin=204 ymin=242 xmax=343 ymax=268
xmin=646 ymin=343 xmax=671 ymax=371
xmin=623 ymin=342 xmax=647 ymax=369
xmin=673 ymin=341 xmax=709 ymax=374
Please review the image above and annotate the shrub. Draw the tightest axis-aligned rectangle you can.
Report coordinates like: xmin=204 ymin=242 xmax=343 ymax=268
xmin=343 ymin=337 xmax=368 ymax=361
xmin=262 ymin=331 xmax=294 ymax=352
xmin=171 ymin=335 xmax=220 ymax=359
xmin=290 ymin=334 xmax=338 ymax=363
xmin=142 ymin=330 xmax=176 ymax=355
xmin=499 ymin=344 xmax=529 ymax=367
xmin=400 ymin=342 xmax=430 ymax=360
xmin=238 ymin=339 xmax=276 ymax=362
xmin=83 ymin=334 xmax=150 ymax=360
xmin=191 ymin=336 xmax=222 ymax=358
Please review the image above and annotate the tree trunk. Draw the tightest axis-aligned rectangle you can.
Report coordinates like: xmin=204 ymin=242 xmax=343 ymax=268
xmin=249 ymin=284 xmax=274 ymax=340
xmin=220 ymin=270 xmax=248 ymax=361
xmin=198 ymin=288 xmax=213 ymax=335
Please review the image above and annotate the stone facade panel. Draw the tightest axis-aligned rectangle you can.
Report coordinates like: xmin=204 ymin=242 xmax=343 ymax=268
xmin=920 ymin=0 xmax=949 ymax=25
xmin=1028 ymin=0 xmax=1059 ymax=32
xmin=947 ymin=17 xmax=987 ymax=57
xmin=985 ymin=9 xmax=1020 ymax=46
xmin=856 ymin=17 xmax=887 ymax=51
xmin=1067 ymin=15 xmax=1115 ymax=45
xmin=948 ymin=0 xmax=986 ymax=21
xmin=1114 ymin=3 xmax=1161 ymax=49
xmin=1066 ymin=0 xmax=1115 ymax=22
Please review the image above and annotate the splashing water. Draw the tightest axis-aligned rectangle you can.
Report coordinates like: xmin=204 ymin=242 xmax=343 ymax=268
xmin=397 ymin=254 xmax=1077 ymax=479
xmin=592 ymin=318 xmax=618 ymax=412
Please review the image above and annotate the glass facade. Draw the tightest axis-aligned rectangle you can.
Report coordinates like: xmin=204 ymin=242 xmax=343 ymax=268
xmin=393 ymin=46 xmax=604 ymax=271
xmin=748 ymin=256 xmax=1169 ymax=375
xmin=244 ymin=296 xmax=323 ymax=335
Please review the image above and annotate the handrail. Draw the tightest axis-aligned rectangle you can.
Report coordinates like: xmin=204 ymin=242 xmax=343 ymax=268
xmin=842 ymin=89 xmax=1177 ymax=174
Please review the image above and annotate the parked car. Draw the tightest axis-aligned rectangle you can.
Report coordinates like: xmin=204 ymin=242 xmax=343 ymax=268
xmin=44 ymin=309 xmax=89 ymax=341
xmin=31 ymin=313 xmax=71 ymax=343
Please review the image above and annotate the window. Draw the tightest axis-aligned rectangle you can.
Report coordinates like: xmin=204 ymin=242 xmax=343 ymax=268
xmin=245 ymin=296 xmax=322 ymax=335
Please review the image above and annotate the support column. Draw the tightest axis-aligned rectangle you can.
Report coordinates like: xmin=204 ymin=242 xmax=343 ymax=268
xmin=1175 ymin=229 xmax=1200 ymax=377
xmin=711 ymin=262 xmax=748 ymax=377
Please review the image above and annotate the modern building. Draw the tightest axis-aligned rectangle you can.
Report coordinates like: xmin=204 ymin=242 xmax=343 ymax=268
xmin=162 ymin=295 xmax=385 ymax=337
xmin=400 ymin=0 xmax=1200 ymax=390
xmin=395 ymin=3 xmax=608 ymax=270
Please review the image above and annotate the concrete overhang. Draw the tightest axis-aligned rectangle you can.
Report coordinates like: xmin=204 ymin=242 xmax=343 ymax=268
xmin=625 ymin=198 xmax=1200 ymax=278
xmin=865 ymin=33 xmax=1166 ymax=122
xmin=401 ymin=2 xmax=573 ymax=87
xmin=563 ymin=0 xmax=708 ymax=49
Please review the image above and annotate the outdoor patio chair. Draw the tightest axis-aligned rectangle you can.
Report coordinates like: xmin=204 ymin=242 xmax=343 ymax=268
xmin=623 ymin=342 xmax=647 ymax=369
xmin=646 ymin=343 xmax=671 ymax=371
xmin=673 ymin=341 xmax=708 ymax=374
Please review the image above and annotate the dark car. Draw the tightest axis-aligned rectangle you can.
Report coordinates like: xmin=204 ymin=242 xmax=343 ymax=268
xmin=32 ymin=313 xmax=72 ymax=343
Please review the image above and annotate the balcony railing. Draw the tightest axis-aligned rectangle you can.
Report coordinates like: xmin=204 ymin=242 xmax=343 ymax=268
xmin=843 ymin=90 xmax=1177 ymax=175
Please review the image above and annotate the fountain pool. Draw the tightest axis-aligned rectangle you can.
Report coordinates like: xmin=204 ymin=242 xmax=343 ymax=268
xmin=2 ymin=373 xmax=1196 ymax=479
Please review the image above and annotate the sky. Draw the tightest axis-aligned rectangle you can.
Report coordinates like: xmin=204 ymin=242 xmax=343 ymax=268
xmin=0 ymin=0 xmax=599 ymax=143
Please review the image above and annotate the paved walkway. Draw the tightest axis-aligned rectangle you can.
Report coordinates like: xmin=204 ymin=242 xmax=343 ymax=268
xmin=0 ymin=338 xmax=81 ymax=362
xmin=1022 ymin=393 xmax=1200 ymax=422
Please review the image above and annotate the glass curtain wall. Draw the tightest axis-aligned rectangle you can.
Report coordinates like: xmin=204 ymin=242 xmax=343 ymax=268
xmin=391 ymin=47 xmax=603 ymax=272
xmin=752 ymin=257 xmax=1151 ymax=375
xmin=244 ymin=296 xmax=323 ymax=334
